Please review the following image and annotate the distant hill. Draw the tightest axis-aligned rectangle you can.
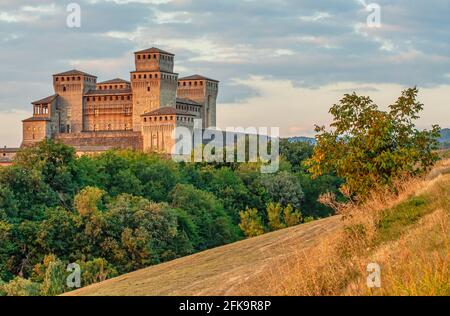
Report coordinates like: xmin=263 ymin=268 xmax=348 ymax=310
xmin=439 ymin=128 xmax=450 ymax=149
xmin=287 ymin=136 xmax=316 ymax=145
xmin=287 ymin=129 xmax=450 ymax=148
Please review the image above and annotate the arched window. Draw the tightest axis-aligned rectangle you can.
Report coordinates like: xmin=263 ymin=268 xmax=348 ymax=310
xmin=63 ymin=86 xmax=66 ymax=92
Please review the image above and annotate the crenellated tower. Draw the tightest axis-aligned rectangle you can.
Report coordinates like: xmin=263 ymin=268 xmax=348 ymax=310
xmin=177 ymin=75 xmax=219 ymax=129
xmin=131 ymin=48 xmax=178 ymax=132
xmin=53 ymin=70 xmax=97 ymax=133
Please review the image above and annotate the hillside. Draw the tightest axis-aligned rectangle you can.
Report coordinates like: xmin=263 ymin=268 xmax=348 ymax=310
xmin=64 ymin=216 xmax=342 ymax=296
xmin=66 ymin=158 xmax=450 ymax=296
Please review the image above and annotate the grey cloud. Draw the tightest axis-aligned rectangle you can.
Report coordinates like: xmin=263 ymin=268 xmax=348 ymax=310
xmin=1 ymin=0 xmax=450 ymax=110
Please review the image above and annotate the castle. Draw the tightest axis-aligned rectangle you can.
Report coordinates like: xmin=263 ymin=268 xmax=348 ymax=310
xmin=19 ymin=47 xmax=219 ymax=156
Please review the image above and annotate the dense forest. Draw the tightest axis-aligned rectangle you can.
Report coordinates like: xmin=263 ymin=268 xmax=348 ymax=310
xmin=0 ymin=139 xmax=342 ymax=296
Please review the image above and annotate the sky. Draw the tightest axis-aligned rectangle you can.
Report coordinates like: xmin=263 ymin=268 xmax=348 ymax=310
xmin=0 ymin=0 xmax=449 ymax=147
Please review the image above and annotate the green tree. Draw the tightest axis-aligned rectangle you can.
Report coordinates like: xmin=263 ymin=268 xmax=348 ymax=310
xmin=259 ymin=171 xmax=304 ymax=209
xmin=74 ymin=187 xmax=105 ymax=217
xmin=39 ymin=255 xmax=67 ymax=296
xmin=78 ymin=258 xmax=118 ymax=287
xmin=280 ymin=139 xmax=314 ymax=172
xmin=267 ymin=203 xmax=285 ymax=231
xmin=170 ymin=184 xmax=237 ymax=249
xmin=306 ymin=88 xmax=440 ymax=200
xmin=0 ymin=277 xmax=41 ymax=296
xmin=239 ymin=208 xmax=265 ymax=238
xmin=283 ymin=204 xmax=302 ymax=227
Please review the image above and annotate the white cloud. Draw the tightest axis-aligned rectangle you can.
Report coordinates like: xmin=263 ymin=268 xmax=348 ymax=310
xmin=299 ymin=11 xmax=331 ymax=22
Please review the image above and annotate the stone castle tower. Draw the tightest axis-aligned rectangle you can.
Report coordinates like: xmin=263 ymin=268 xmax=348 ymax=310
xmin=21 ymin=48 xmax=219 ymax=155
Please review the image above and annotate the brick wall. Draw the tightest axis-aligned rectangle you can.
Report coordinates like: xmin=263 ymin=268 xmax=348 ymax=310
xmin=55 ymin=131 xmax=143 ymax=150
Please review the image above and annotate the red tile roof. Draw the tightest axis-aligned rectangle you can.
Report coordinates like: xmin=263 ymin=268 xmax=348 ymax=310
xmin=53 ymin=69 xmax=97 ymax=77
xmin=32 ymin=94 xmax=58 ymax=105
xmin=134 ymin=47 xmax=175 ymax=56
xmin=141 ymin=107 xmax=195 ymax=117
xmin=176 ymin=98 xmax=202 ymax=106
xmin=98 ymin=78 xmax=130 ymax=85
xmin=179 ymin=74 xmax=219 ymax=82
xmin=84 ymin=88 xmax=132 ymax=96
xmin=22 ymin=116 xmax=51 ymax=122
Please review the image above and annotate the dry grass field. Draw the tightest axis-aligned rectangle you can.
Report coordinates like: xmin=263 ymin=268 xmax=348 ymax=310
xmin=66 ymin=157 xmax=450 ymax=296
xmin=64 ymin=214 xmax=342 ymax=296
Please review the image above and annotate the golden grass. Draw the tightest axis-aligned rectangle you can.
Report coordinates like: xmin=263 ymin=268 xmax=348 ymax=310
xmin=64 ymin=216 xmax=342 ymax=296
xmin=258 ymin=159 xmax=450 ymax=296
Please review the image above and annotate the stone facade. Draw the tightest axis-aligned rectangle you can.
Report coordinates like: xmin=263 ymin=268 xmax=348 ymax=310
xmin=20 ymin=48 xmax=219 ymax=154
xmin=0 ymin=147 xmax=18 ymax=167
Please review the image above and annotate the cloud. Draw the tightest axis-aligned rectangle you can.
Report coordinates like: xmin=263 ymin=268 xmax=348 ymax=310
xmin=0 ymin=0 xmax=449 ymax=145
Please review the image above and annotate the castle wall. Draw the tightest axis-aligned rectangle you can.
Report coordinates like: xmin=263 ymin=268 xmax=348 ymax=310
xmin=141 ymin=113 xmax=195 ymax=153
xmin=131 ymin=72 xmax=178 ymax=132
xmin=55 ymin=131 xmax=143 ymax=150
xmin=177 ymin=79 xmax=218 ymax=128
xmin=22 ymin=120 xmax=51 ymax=146
xmin=53 ymin=75 xmax=96 ymax=133
xmin=84 ymin=94 xmax=133 ymax=131
xmin=135 ymin=52 xmax=174 ymax=73
xmin=0 ymin=148 xmax=18 ymax=166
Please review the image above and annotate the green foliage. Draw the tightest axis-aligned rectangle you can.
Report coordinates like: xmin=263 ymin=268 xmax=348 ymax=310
xmin=375 ymin=196 xmax=430 ymax=245
xmin=259 ymin=171 xmax=304 ymax=209
xmin=40 ymin=256 xmax=67 ymax=296
xmin=170 ymin=184 xmax=237 ymax=250
xmin=267 ymin=203 xmax=285 ymax=231
xmin=266 ymin=203 xmax=302 ymax=233
xmin=0 ymin=277 xmax=41 ymax=296
xmin=239 ymin=208 xmax=265 ymax=238
xmin=283 ymin=204 xmax=302 ymax=227
xmin=77 ymin=258 xmax=118 ymax=287
xmin=74 ymin=187 xmax=105 ymax=217
xmin=280 ymin=139 xmax=314 ymax=172
xmin=307 ymin=88 xmax=440 ymax=200
xmin=0 ymin=138 xmax=343 ymax=295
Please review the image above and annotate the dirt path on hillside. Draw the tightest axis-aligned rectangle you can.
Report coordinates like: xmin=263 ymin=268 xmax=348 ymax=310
xmin=64 ymin=216 xmax=342 ymax=296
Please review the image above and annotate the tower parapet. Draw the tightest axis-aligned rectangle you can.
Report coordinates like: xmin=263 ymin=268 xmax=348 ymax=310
xmin=53 ymin=70 xmax=97 ymax=133
xmin=131 ymin=48 xmax=178 ymax=132
xmin=177 ymin=75 xmax=219 ymax=128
